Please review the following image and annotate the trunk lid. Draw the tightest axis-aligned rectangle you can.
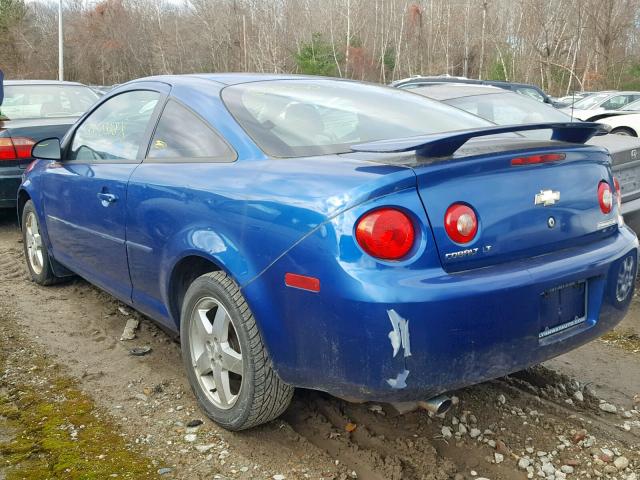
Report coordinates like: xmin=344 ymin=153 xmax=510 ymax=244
xmin=351 ymin=122 xmax=618 ymax=271
xmin=414 ymin=139 xmax=617 ymax=271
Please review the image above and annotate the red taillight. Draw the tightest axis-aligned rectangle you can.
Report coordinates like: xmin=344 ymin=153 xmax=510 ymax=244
xmin=614 ymin=177 xmax=622 ymax=210
xmin=13 ymin=137 xmax=36 ymax=158
xmin=0 ymin=137 xmax=36 ymax=161
xmin=444 ymin=203 xmax=478 ymax=244
xmin=0 ymin=138 xmax=17 ymax=160
xmin=598 ymin=181 xmax=613 ymax=214
xmin=355 ymin=208 xmax=415 ymax=260
xmin=511 ymin=153 xmax=566 ymax=166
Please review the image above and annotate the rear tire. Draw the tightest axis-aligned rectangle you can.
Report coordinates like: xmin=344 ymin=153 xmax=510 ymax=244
xmin=611 ymin=127 xmax=637 ymax=137
xmin=22 ymin=200 xmax=59 ymax=285
xmin=180 ymin=271 xmax=293 ymax=430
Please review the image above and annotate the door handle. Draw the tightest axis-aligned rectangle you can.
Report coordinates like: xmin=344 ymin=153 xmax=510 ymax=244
xmin=97 ymin=192 xmax=118 ymax=205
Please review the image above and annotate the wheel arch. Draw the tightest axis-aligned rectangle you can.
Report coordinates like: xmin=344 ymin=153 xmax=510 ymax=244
xmin=17 ymin=189 xmax=31 ymax=228
xmin=610 ymin=126 xmax=638 ymax=137
xmin=166 ymin=252 xmax=231 ymax=328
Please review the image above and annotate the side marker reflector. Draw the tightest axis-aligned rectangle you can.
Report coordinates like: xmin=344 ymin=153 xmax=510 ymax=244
xmin=285 ymin=273 xmax=320 ymax=292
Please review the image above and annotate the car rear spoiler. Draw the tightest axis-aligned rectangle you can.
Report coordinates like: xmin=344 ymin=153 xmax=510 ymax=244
xmin=351 ymin=122 xmax=610 ymax=158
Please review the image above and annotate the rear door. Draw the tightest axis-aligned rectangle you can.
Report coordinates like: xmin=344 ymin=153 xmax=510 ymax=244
xmin=42 ymin=86 xmax=167 ymax=301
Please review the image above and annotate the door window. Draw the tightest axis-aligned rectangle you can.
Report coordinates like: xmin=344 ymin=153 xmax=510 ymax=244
xmin=600 ymin=95 xmax=640 ymax=110
xmin=69 ymin=90 xmax=161 ymax=161
xmin=147 ymin=101 xmax=234 ymax=160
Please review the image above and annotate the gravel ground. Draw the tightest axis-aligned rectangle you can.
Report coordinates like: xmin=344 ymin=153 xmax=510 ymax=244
xmin=0 ymin=209 xmax=638 ymax=480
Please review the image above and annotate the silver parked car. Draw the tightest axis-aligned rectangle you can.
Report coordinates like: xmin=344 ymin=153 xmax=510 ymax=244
xmin=407 ymin=83 xmax=640 ymax=232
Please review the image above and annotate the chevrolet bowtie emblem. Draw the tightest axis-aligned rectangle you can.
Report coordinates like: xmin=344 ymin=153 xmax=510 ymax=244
xmin=535 ymin=189 xmax=560 ymax=206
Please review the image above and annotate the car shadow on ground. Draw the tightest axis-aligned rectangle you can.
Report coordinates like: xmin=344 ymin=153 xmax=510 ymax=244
xmin=0 ymin=209 xmax=18 ymax=228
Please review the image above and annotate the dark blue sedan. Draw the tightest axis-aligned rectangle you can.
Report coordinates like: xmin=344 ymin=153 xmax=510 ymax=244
xmin=18 ymin=74 xmax=638 ymax=430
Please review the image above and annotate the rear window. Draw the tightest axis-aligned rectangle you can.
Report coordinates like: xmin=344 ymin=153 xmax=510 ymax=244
xmin=222 ymin=79 xmax=491 ymax=157
xmin=0 ymin=84 xmax=98 ymax=120
xmin=514 ymin=87 xmax=544 ymax=102
xmin=446 ymin=93 xmax=571 ymax=125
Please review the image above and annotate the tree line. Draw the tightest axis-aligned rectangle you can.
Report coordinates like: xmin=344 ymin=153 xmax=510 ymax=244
xmin=1 ymin=0 xmax=639 ymax=95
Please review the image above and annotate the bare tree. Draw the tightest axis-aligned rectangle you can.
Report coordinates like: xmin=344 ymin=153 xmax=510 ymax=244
xmin=1 ymin=0 xmax=639 ymax=94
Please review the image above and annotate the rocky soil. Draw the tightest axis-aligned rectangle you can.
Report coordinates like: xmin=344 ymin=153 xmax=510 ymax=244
xmin=0 ymin=210 xmax=638 ymax=480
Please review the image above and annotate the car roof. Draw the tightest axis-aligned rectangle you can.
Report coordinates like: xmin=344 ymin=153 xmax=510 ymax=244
xmin=410 ymin=83 xmax=505 ymax=101
xmin=391 ymin=76 xmax=543 ymax=90
xmin=131 ymin=73 xmax=325 ymax=87
xmin=591 ymin=91 xmax=640 ymax=98
xmin=4 ymin=80 xmax=88 ymax=86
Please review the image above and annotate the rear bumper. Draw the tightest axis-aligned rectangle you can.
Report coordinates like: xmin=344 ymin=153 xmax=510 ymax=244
xmin=244 ymin=226 xmax=638 ymax=402
xmin=0 ymin=170 xmax=22 ymax=208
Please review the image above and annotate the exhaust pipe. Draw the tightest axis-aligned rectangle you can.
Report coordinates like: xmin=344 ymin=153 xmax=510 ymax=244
xmin=418 ymin=395 xmax=452 ymax=415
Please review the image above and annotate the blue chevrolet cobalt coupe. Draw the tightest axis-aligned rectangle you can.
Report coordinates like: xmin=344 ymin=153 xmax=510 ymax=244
xmin=19 ymin=74 xmax=638 ymax=430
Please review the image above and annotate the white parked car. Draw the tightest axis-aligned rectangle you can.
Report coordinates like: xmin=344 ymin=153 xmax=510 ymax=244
xmin=598 ymin=111 xmax=640 ymax=137
xmin=561 ymin=91 xmax=640 ymax=121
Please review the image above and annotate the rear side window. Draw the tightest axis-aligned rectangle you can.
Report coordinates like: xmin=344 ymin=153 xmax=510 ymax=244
xmin=147 ymin=101 xmax=234 ymax=161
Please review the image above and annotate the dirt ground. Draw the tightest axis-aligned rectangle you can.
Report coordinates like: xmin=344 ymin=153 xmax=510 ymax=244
xmin=0 ymin=209 xmax=638 ymax=480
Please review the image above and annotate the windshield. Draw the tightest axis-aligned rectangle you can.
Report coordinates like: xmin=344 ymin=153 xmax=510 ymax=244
xmin=572 ymin=93 xmax=610 ymax=110
xmin=445 ymin=92 xmax=571 ymax=124
xmin=222 ymin=80 xmax=491 ymax=157
xmin=0 ymin=84 xmax=98 ymax=120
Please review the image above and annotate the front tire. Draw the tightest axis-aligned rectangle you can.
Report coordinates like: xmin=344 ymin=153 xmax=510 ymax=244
xmin=22 ymin=200 xmax=59 ymax=285
xmin=180 ymin=271 xmax=294 ymax=430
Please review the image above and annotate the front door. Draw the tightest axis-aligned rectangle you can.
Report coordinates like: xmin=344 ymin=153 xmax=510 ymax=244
xmin=42 ymin=88 xmax=164 ymax=301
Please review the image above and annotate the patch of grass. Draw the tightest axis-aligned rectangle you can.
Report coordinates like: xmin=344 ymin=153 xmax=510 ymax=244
xmin=0 ymin=319 xmax=159 ymax=479
xmin=601 ymin=330 xmax=640 ymax=353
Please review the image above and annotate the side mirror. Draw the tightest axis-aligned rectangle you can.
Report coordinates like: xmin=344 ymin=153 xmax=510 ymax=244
xmin=31 ymin=138 xmax=61 ymax=161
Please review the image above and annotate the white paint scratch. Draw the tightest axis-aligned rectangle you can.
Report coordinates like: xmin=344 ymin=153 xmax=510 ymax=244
xmin=387 ymin=309 xmax=411 ymax=358
xmin=387 ymin=369 xmax=410 ymax=389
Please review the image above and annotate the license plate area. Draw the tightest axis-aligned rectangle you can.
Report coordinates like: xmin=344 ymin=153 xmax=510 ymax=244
xmin=615 ymin=160 xmax=640 ymax=198
xmin=539 ymin=281 xmax=587 ymax=339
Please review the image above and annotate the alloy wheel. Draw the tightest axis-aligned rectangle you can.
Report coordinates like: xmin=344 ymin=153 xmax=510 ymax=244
xmin=616 ymin=255 xmax=635 ymax=302
xmin=25 ymin=211 xmax=44 ymax=275
xmin=189 ymin=297 xmax=244 ymax=410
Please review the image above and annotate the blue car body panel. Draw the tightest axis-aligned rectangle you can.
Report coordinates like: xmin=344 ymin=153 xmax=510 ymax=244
xmin=18 ymin=74 xmax=638 ymax=402
xmin=125 ymin=156 xmax=413 ymax=328
xmin=244 ymin=221 xmax=636 ymax=400
xmin=43 ymin=162 xmax=139 ymax=301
